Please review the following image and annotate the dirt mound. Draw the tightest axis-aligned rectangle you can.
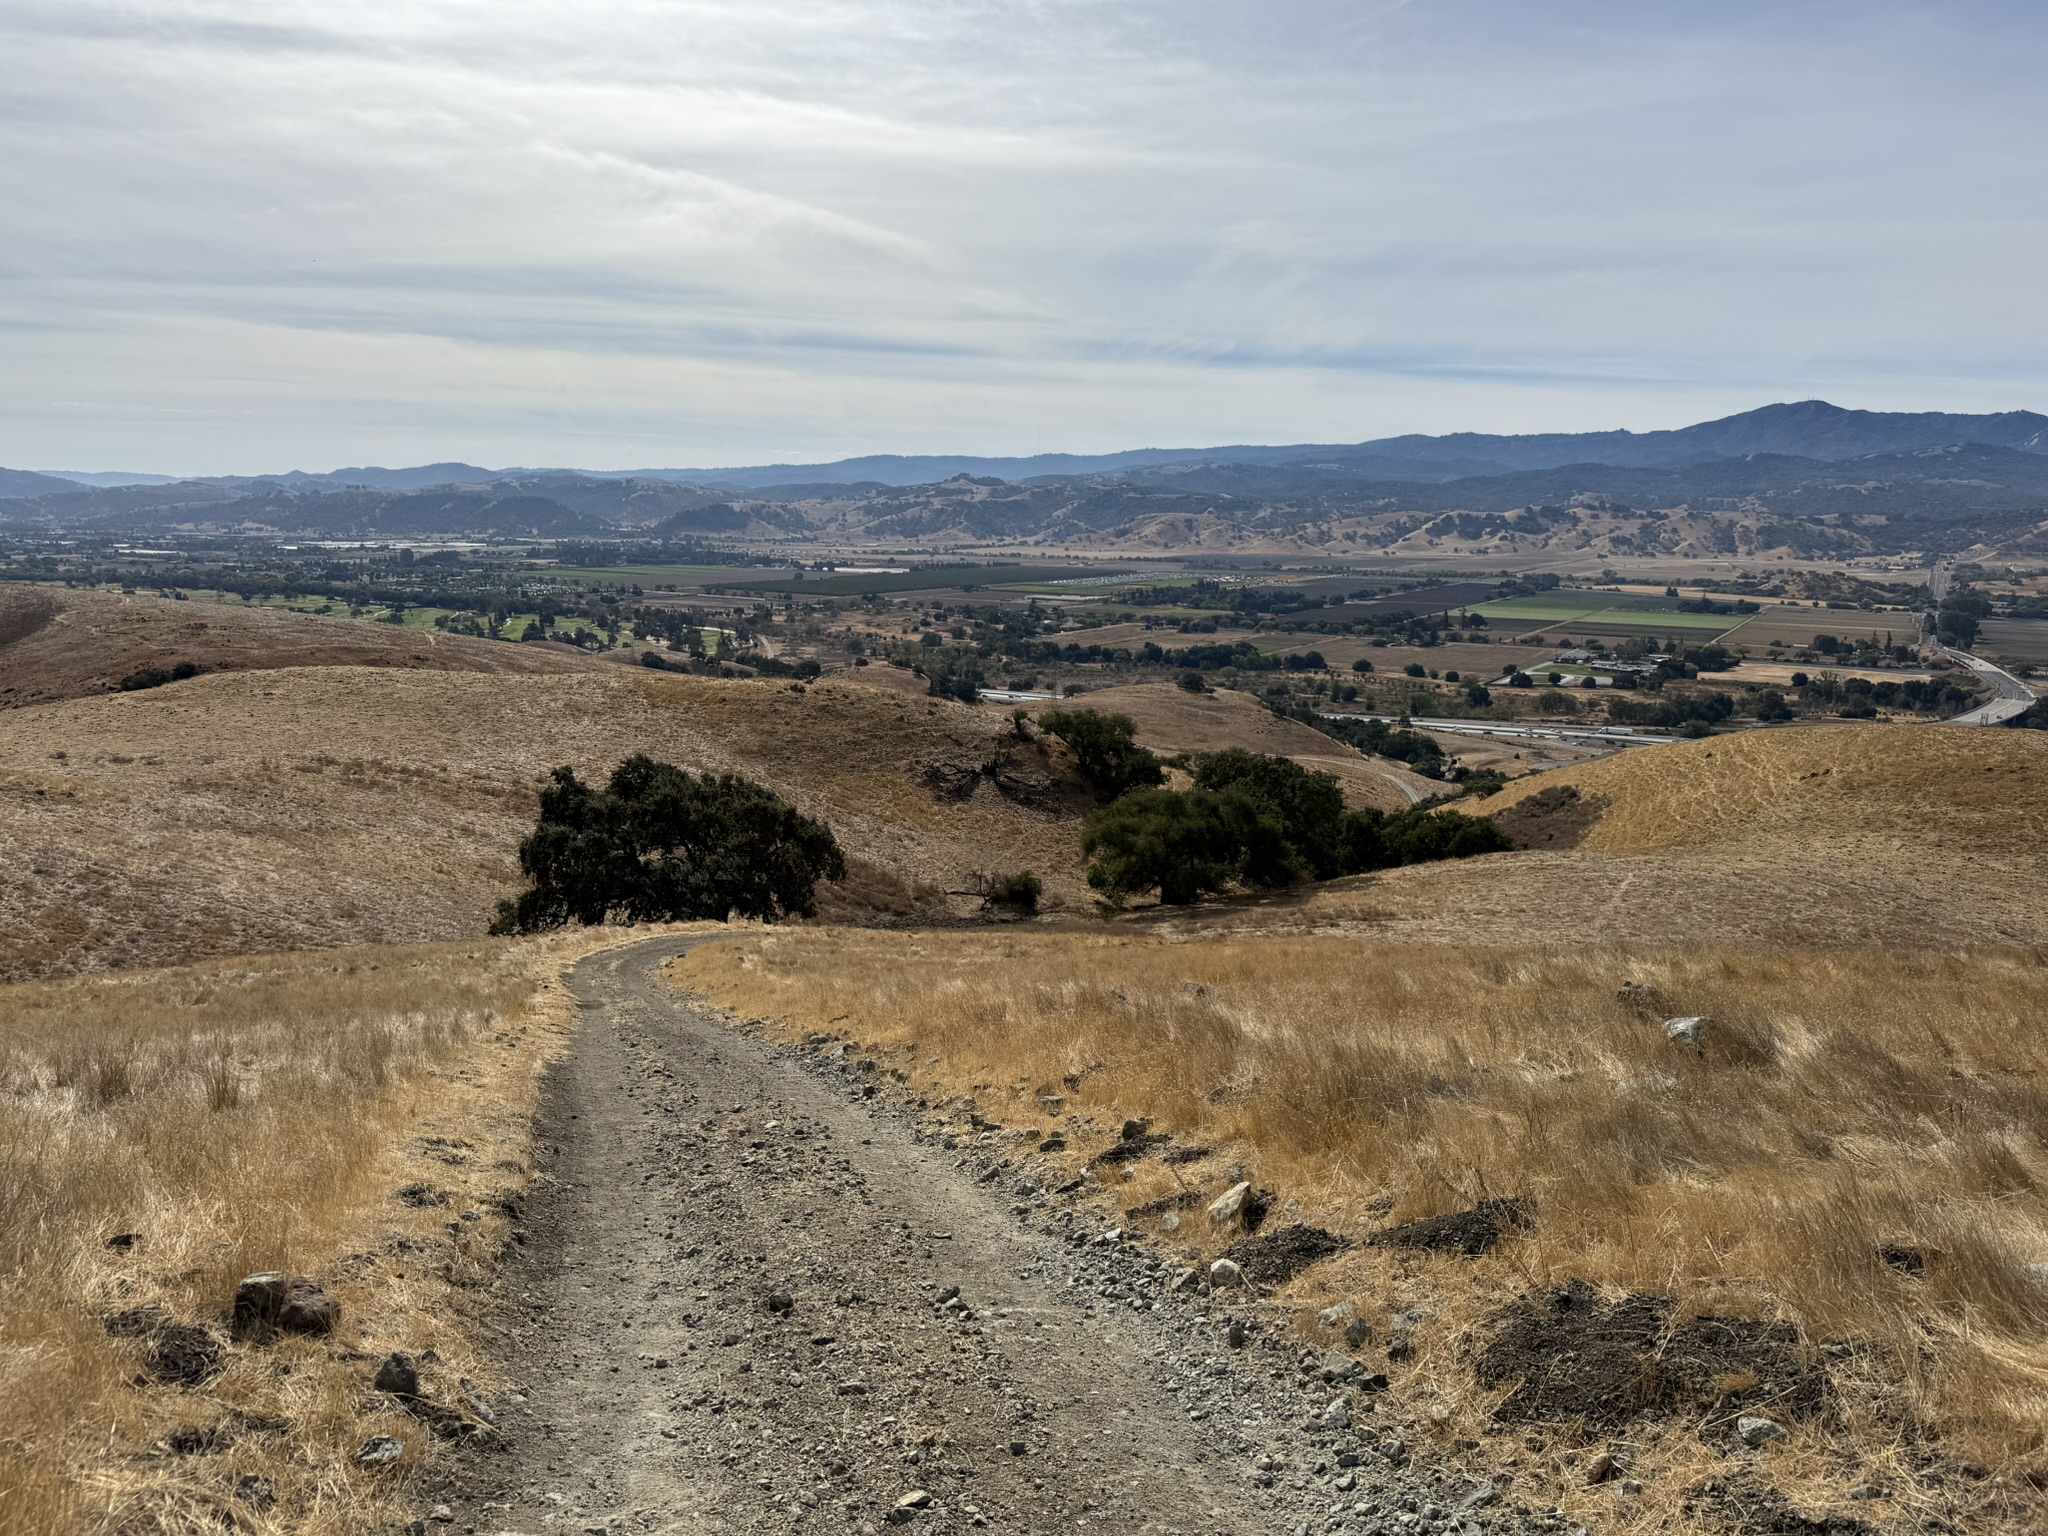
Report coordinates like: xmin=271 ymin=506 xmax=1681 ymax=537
xmin=1367 ymin=1198 xmax=1532 ymax=1255
xmin=105 ymin=1306 xmax=225 ymax=1387
xmin=1475 ymin=1280 xmax=1828 ymax=1437
xmin=1219 ymin=1223 xmax=1351 ymax=1285
xmin=0 ymin=586 xmax=596 ymax=712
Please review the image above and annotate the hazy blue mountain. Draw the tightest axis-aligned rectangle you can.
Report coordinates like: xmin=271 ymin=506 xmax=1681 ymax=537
xmin=0 ymin=466 xmax=94 ymax=498
xmin=604 ymin=400 xmax=2048 ymax=488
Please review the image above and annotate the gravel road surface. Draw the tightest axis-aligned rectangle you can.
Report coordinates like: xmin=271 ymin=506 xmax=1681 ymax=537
xmin=423 ymin=936 xmax=1557 ymax=1536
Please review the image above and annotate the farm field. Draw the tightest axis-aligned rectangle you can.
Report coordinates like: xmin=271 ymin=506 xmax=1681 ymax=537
xmin=1977 ymin=617 xmax=2048 ymax=667
xmin=1720 ymin=610 xmax=1913 ymax=647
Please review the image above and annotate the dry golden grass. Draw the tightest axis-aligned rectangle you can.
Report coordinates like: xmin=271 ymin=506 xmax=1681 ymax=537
xmin=0 ymin=926 xmax=647 ymax=1536
xmin=1142 ymin=723 xmax=2048 ymax=951
xmin=0 ymin=662 xmax=1095 ymax=982
xmin=672 ymin=927 xmax=2048 ymax=1533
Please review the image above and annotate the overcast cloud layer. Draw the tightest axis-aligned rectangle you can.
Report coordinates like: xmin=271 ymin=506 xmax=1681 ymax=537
xmin=2 ymin=0 xmax=2044 ymax=473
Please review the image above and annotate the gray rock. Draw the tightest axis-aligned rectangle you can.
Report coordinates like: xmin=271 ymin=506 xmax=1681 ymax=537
xmin=1585 ymin=1451 xmax=1618 ymax=1484
xmin=1317 ymin=1301 xmax=1357 ymax=1330
xmin=1169 ymin=1267 xmax=1200 ymax=1293
xmin=836 ymin=1380 xmax=869 ymax=1396
xmin=1320 ymin=1351 xmax=1358 ymax=1383
xmin=885 ymin=1489 xmax=933 ymax=1524
xmin=1737 ymin=1414 xmax=1787 ymax=1446
xmin=374 ymin=1351 xmax=420 ymax=1397
xmin=1456 ymin=1483 xmax=1500 ymax=1512
xmin=1344 ymin=1317 xmax=1374 ymax=1348
xmin=766 ymin=1291 xmax=794 ymax=1314
xmin=1319 ymin=1397 xmax=1351 ymax=1429
xmin=1208 ymin=1258 xmax=1247 ymax=1289
xmin=1226 ymin=1319 xmax=1249 ymax=1348
xmin=1663 ymin=1016 xmax=1708 ymax=1048
xmin=355 ymin=1435 xmax=405 ymax=1465
xmin=1334 ymin=1473 xmax=1357 ymax=1492
xmin=1208 ymin=1181 xmax=1253 ymax=1228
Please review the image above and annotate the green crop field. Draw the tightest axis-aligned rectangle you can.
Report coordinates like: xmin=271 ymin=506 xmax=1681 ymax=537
xmin=535 ymin=564 xmax=761 ymax=584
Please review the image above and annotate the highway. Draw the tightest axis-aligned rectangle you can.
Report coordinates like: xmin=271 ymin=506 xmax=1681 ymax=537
xmin=1319 ymin=711 xmax=1666 ymax=750
xmin=1934 ymin=644 xmax=2036 ymax=726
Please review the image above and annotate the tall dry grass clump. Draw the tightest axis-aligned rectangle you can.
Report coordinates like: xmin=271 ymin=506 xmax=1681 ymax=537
xmin=0 ymin=931 xmax=626 ymax=1536
xmin=674 ymin=930 xmax=2048 ymax=1532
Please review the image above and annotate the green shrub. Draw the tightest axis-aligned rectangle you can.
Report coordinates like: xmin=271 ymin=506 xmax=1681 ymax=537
xmin=491 ymin=755 xmax=845 ymax=933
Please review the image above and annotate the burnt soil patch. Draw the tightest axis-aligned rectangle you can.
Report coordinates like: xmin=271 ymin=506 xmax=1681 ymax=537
xmin=1475 ymin=1281 xmax=1829 ymax=1438
xmin=1220 ymin=1224 xmax=1352 ymax=1286
xmin=1491 ymin=784 xmax=1606 ymax=850
xmin=1366 ymin=1197 xmax=1532 ymax=1255
xmin=106 ymin=1305 xmax=226 ymax=1387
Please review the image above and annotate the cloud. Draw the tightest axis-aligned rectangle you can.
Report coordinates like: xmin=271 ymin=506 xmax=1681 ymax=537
xmin=2 ymin=0 xmax=2044 ymax=470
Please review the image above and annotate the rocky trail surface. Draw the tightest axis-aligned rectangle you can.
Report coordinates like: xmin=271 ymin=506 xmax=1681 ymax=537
xmin=423 ymin=936 xmax=1559 ymax=1536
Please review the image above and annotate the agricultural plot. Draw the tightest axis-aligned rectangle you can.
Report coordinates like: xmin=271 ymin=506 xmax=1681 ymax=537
xmin=1472 ymin=594 xmax=1745 ymax=640
xmin=1719 ymin=611 xmax=1913 ymax=648
xmin=1976 ymin=618 xmax=2048 ymax=666
xmin=723 ymin=564 xmax=1099 ymax=597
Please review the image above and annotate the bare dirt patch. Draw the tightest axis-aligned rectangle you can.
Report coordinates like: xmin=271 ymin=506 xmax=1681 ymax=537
xmin=1489 ymin=783 xmax=1606 ymax=850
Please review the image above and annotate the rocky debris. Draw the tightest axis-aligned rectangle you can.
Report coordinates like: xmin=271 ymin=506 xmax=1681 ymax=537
xmin=1585 ymin=1450 xmax=1619 ymax=1484
xmin=232 ymin=1272 xmax=339 ymax=1340
xmin=395 ymin=1182 xmax=450 ymax=1207
xmin=1319 ymin=1350 xmax=1359 ymax=1383
xmin=355 ymin=1435 xmax=405 ymax=1465
xmin=1738 ymin=1415 xmax=1789 ymax=1447
xmin=1616 ymin=979 xmax=1662 ymax=1007
xmin=1317 ymin=1301 xmax=1356 ymax=1330
xmin=1319 ymin=1396 xmax=1352 ymax=1429
xmin=234 ymin=1475 xmax=276 ymax=1508
xmin=1477 ymin=1280 xmax=1828 ymax=1433
xmin=1219 ymin=1223 xmax=1350 ymax=1286
xmin=1663 ymin=1016 xmax=1709 ymax=1049
xmin=1344 ymin=1316 xmax=1373 ymax=1348
xmin=765 ymin=1290 xmax=795 ymax=1314
xmin=375 ymin=1352 xmax=421 ymax=1397
xmin=1366 ymin=1198 xmax=1533 ymax=1256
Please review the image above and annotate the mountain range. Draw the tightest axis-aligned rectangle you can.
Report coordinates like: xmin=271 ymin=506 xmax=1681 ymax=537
xmin=5 ymin=401 xmax=2047 ymax=555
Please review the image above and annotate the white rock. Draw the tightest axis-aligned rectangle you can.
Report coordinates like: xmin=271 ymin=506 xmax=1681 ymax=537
xmin=1208 ymin=1258 xmax=1247 ymax=1289
xmin=1208 ymin=1181 xmax=1253 ymax=1228
xmin=1320 ymin=1397 xmax=1351 ymax=1429
xmin=1737 ymin=1415 xmax=1787 ymax=1446
xmin=1663 ymin=1016 xmax=1708 ymax=1048
xmin=1317 ymin=1301 xmax=1357 ymax=1330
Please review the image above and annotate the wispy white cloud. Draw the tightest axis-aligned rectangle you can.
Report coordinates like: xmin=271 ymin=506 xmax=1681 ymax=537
xmin=1 ymin=0 xmax=2043 ymax=470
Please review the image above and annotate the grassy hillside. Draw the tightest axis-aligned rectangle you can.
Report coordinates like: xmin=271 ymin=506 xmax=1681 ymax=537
xmin=1146 ymin=724 xmax=2048 ymax=949
xmin=0 ymin=586 xmax=597 ymax=712
xmin=0 ymin=666 xmax=1092 ymax=983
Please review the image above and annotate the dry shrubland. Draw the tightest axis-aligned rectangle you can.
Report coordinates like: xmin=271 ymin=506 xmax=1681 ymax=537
xmin=673 ymin=928 xmax=2048 ymax=1532
xmin=0 ymin=928 xmax=637 ymax=1536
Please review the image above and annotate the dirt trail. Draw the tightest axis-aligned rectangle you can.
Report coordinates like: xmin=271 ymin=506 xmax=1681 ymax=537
xmin=429 ymin=936 xmax=1538 ymax=1536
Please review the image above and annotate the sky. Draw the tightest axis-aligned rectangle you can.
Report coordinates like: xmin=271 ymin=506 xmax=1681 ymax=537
xmin=2 ymin=0 xmax=2045 ymax=474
